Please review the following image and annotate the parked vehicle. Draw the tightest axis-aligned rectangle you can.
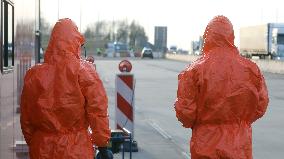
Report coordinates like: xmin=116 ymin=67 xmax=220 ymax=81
xmin=240 ymin=23 xmax=284 ymax=59
xmin=105 ymin=43 xmax=115 ymax=57
xmin=169 ymin=45 xmax=177 ymax=54
xmin=141 ymin=47 xmax=153 ymax=59
xmin=105 ymin=42 xmax=130 ymax=57
xmin=190 ymin=36 xmax=203 ymax=55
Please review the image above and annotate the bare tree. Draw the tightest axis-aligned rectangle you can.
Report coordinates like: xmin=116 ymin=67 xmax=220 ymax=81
xmin=40 ymin=18 xmax=52 ymax=49
xmin=129 ymin=20 xmax=148 ymax=50
xmin=83 ymin=19 xmax=149 ymax=53
xmin=116 ymin=20 xmax=128 ymax=43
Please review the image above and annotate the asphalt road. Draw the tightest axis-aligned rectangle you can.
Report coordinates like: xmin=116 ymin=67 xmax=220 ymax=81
xmin=0 ymin=72 xmax=24 ymax=159
xmin=95 ymin=58 xmax=284 ymax=159
xmin=1 ymin=58 xmax=283 ymax=159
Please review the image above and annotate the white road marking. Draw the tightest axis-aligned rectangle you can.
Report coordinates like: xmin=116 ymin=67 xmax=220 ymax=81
xmin=103 ymin=77 xmax=110 ymax=83
xmin=6 ymin=121 xmax=14 ymax=127
xmin=0 ymin=123 xmax=4 ymax=130
xmin=148 ymin=120 xmax=172 ymax=140
xmin=1 ymin=116 xmax=18 ymax=130
xmin=182 ymin=152 xmax=191 ymax=159
xmin=147 ymin=119 xmax=191 ymax=159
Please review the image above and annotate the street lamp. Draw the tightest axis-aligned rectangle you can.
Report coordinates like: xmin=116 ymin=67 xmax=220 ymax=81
xmin=36 ymin=0 xmax=41 ymax=63
xmin=80 ymin=0 xmax=82 ymax=32
xmin=58 ymin=0 xmax=60 ymax=19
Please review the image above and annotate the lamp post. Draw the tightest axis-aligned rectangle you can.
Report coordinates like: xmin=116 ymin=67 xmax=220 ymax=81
xmin=80 ymin=0 xmax=82 ymax=32
xmin=36 ymin=0 xmax=41 ymax=63
xmin=58 ymin=0 xmax=59 ymax=19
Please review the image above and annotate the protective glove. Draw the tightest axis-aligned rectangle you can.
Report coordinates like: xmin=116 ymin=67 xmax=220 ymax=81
xmin=98 ymin=147 xmax=113 ymax=159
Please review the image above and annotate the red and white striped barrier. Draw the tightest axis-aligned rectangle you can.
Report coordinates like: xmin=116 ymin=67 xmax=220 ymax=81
xmin=115 ymin=60 xmax=138 ymax=152
xmin=115 ymin=73 xmax=135 ymax=137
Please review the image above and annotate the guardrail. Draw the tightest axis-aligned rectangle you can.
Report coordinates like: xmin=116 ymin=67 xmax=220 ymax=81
xmin=165 ymin=54 xmax=284 ymax=74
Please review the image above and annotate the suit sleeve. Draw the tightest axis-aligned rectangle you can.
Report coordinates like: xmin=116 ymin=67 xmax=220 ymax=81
xmin=79 ymin=63 xmax=110 ymax=147
xmin=251 ymin=68 xmax=269 ymax=123
xmin=20 ymin=71 xmax=35 ymax=146
xmin=174 ymin=66 xmax=198 ymax=128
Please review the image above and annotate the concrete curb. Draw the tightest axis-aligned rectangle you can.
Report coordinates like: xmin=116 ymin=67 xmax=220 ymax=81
xmin=165 ymin=54 xmax=284 ymax=74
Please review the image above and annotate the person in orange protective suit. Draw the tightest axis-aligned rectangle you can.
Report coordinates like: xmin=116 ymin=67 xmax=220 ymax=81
xmin=174 ymin=15 xmax=269 ymax=159
xmin=20 ymin=18 xmax=111 ymax=159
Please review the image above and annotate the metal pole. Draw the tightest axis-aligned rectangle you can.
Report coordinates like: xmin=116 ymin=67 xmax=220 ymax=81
xmin=130 ymin=133 xmax=132 ymax=159
xmin=84 ymin=46 xmax=86 ymax=58
xmin=3 ymin=2 xmax=8 ymax=67
xmin=80 ymin=0 xmax=82 ymax=32
xmin=122 ymin=145 xmax=125 ymax=159
xmin=12 ymin=5 xmax=14 ymax=66
xmin=58 ymin=0 xmax=59 ymax=19
xmin=276 ymin=8 xmax=279 ymax=23
xmin=260 ymin=8 xmax=263 ymax=23
xmin=38 ymin=0 xmax=41 ymax=63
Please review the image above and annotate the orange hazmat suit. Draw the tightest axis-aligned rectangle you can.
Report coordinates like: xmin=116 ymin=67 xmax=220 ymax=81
xmin=20 ymin=18 xmax=110 ymax=159
xmin=175 ymin=16 xmax=269 ymax=159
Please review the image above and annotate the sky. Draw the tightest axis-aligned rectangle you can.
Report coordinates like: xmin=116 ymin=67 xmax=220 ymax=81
xmin=39 ymin=0 xmax=284 ymax=49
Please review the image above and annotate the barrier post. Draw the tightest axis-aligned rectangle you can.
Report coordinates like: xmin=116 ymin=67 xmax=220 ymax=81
xmin=115 ymin=60 xmax=138 ymax=152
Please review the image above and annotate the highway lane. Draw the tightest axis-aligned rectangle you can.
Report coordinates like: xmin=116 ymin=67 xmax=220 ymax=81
xmin=1 ymin=58 xmax=283 ymax=159
xmin=96 ymin=59 xmax=189 ymax=159
xmin=96 ymin=58 xmax=284 ymax=159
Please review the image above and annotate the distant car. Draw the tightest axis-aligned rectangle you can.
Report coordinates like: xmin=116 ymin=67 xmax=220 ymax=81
xmin=194 ymin=50 xmax=201 ymax=56
xmin=169 ymin=46 xmax=177 ymax=54
xmin=134 ymin=51 xmax=141 ymax=57
xmin=105 ymin=42 xmax=130 ymax=57
xmin=141 ymin=47 xmax=153 ymax=59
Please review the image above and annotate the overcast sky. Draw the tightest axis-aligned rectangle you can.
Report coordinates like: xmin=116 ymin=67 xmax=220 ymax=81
xmin=39 ymin=0 xmax=284 ymax=49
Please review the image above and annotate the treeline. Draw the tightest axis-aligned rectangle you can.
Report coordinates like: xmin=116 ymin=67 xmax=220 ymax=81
xmin=39 ymin=19 xmax=149 ymax=55
xmin=84 ymin=20 xmax=148 ymax=52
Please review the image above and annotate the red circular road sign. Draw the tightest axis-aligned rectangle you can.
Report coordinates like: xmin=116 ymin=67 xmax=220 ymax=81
xmin=118 ymin=60 xmax=132 ymax=72
xmin=86 ymin=56 xmax=95 ymax=63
